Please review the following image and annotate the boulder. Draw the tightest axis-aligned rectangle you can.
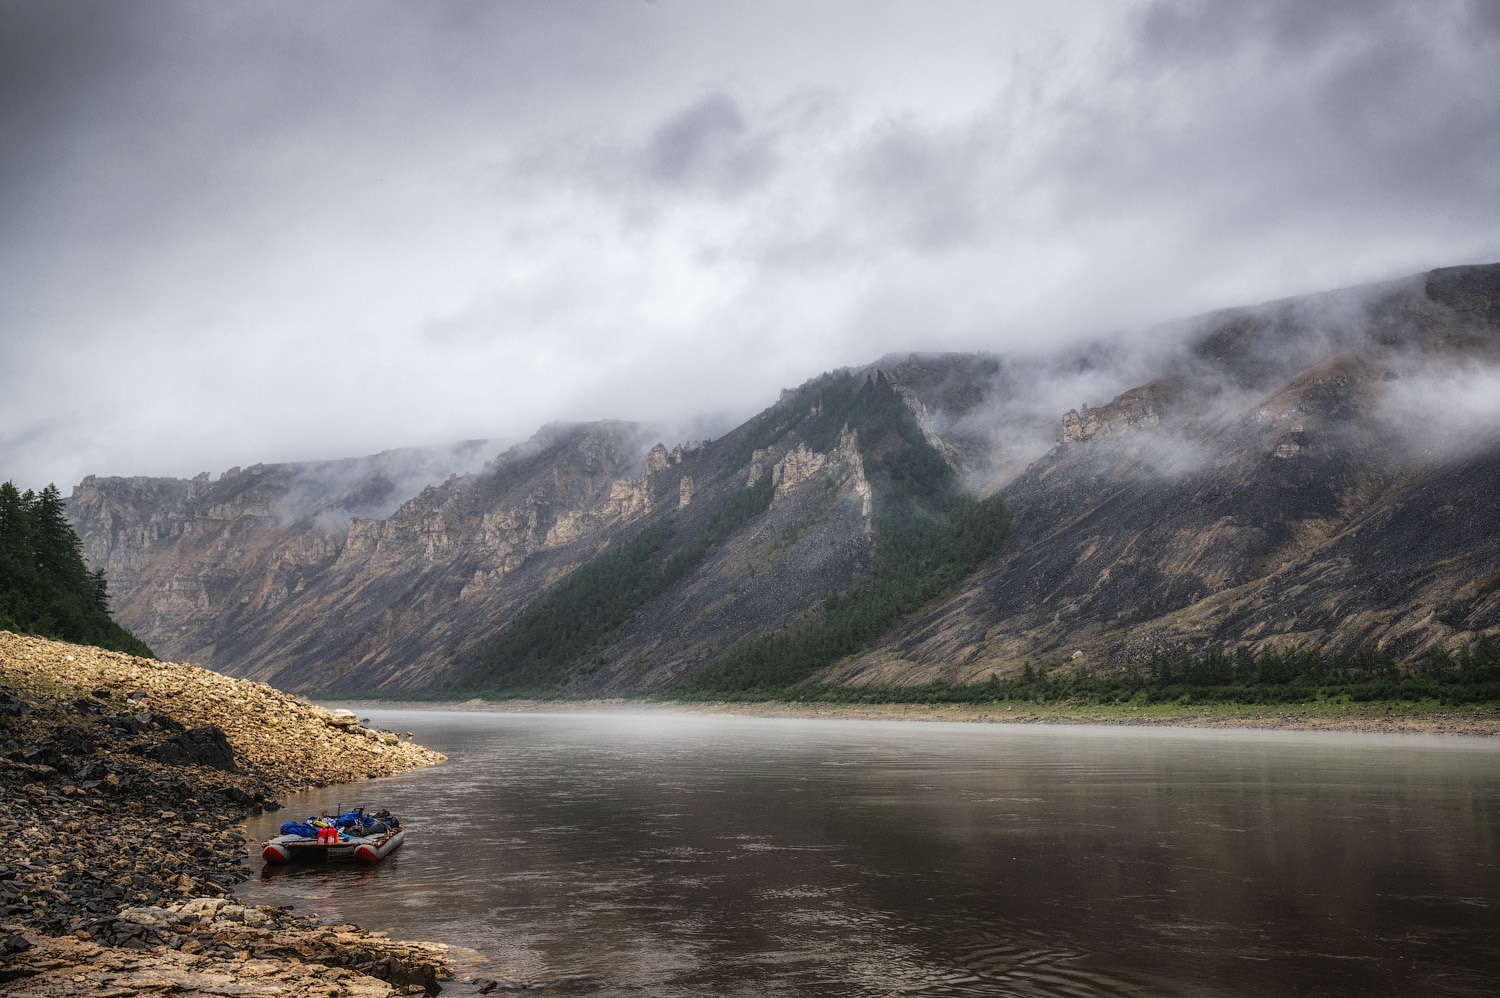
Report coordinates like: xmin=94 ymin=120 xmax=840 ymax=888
xmin=326 ymin=709 xmax=360 ymax=728
xmin=116 ymin=905 xmax=182 ymax=929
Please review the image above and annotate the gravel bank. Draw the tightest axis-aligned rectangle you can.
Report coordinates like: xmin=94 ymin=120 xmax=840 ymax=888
xmin=0 ymin=632 xmax=464 ymax=997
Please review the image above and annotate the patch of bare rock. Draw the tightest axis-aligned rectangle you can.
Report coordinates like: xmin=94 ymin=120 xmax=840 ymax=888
xmin=0 ymin=631 xmax=470 ymax=996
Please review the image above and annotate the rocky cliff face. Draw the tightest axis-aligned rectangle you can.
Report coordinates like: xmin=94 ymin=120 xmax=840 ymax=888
xmin=67 ymin=263 xmax=1500 ymax=691
xmin=72 ymin=445 xmax=471 ymax=660
xmin=569 ymin=420 xmax=878 ymax=693
xmin=70 ymin=424 xmax=673 ymax=689
xmin=1061 ymin=382 xmax=1167 ymax=442
xmin=66 ymin=406 xmax=898 ymax=691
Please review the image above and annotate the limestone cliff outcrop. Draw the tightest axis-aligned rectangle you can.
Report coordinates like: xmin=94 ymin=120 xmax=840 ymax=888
xmin=837 ymin=425 xmax=874 ymax=520
xmin=771 ymin=443 xmax=825 ymax=498
xmin=1061 ymin=382 xmax=1169 ymax=443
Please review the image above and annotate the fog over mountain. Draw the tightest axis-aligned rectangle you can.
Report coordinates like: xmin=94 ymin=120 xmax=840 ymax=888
xmin=3 ymin=0 xmax=1499 ymax=492
xmin=59 ymin=264 xmax=1500 ymax=691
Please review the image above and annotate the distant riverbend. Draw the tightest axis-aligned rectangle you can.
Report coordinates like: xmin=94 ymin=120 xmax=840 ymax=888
xmin=238 ymin=709 xmax=1500 ymax=997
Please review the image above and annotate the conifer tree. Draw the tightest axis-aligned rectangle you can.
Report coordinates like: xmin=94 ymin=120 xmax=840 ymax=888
xmin=0 ymin=479 xmax=153 ymax=657
xmin=0 ymin=481 xmax=33 ymax=594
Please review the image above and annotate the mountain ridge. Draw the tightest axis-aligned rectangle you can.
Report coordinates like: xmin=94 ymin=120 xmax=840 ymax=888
xmin=65 ymin=262 xmax=1500 ymax=692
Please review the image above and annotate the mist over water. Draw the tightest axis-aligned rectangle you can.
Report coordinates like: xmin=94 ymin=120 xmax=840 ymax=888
xmin=237 ymin=712 xmax=1500 ymax=997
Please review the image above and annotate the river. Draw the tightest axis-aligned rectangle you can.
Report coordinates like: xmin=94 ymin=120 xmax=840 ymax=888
xmin=236 ymin=710 xmax=1500 ymax=996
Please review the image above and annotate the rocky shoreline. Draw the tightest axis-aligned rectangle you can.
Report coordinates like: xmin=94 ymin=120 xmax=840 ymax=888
xmin=0 ymin=631 xmax=470 ymax=997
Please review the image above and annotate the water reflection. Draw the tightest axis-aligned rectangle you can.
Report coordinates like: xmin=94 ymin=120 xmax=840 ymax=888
xmin=237 ymin=713 xmax=1500 ymax=997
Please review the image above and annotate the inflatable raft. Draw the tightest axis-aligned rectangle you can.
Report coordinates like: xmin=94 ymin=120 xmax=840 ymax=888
xmin=261 ymin=807 xmax=405 ymax=865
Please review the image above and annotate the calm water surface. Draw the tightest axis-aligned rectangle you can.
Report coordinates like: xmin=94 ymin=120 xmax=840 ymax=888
xmin=236 ymin=711 xmax=1500 ymax=997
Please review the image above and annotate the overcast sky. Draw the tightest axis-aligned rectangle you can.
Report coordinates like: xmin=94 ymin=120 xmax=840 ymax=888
xmin=3 ymin=0 xmax=1498 ymax=492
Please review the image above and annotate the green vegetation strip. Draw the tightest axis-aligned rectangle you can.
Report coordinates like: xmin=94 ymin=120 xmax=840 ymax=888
xmin=676 ymin=643 xmax=1500 ymax=707
xmin=463 ymin=471 xmax=776 ymax=693
xmin=0 ymin=481 xmax=154 ymax=657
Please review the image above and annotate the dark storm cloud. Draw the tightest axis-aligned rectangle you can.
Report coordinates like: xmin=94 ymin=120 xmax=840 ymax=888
xmin=1 ymin=1 xmax=1497 ymax=494
xmin=859 ymin=0 xmax=1500 ymax=243
xmin=1122 ymin=0 xmax=1500 ymax=204
xmin=644 ymin=94 xmax=775 ymax=196
xmin=847 ymin=119 xmax=997 ymax=252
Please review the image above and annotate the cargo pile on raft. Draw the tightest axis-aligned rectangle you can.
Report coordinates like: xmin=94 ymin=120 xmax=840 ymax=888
xmin=266 ymin=807 xmax=406 ymax=864
xmin=0 ymin=632 xmax=453 ymax=997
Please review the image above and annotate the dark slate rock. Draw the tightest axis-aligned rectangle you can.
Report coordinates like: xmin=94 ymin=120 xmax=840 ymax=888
xmin=144 ymin=725 xmax=238 ymax=771
xmin=213 ymin=784 xmax=253 ymax=804
xmin=149 ymin=712 xmax=186 ymax=732
xmin=107 ymin=714 xmax=150 ymax=735
xmin=21 ymin=747 xmax=63 ymax=768
xmin=51 ymin=725 xmax=97 ymax=756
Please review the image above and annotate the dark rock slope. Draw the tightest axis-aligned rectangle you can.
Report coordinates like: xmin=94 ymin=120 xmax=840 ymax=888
xmin=829 ymin=264 xmax=1500 ymax=683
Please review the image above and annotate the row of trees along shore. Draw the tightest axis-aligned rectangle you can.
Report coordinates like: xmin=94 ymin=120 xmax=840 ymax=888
xmin=0 ymin=481 xmax=153 ymax=657
xmin=681 ymin=642 xmax=1500 ymax=707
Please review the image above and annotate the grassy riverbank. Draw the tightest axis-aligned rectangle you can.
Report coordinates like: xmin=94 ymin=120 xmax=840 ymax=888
xmin=670 ymin=697 xmax=1500 ymax=736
